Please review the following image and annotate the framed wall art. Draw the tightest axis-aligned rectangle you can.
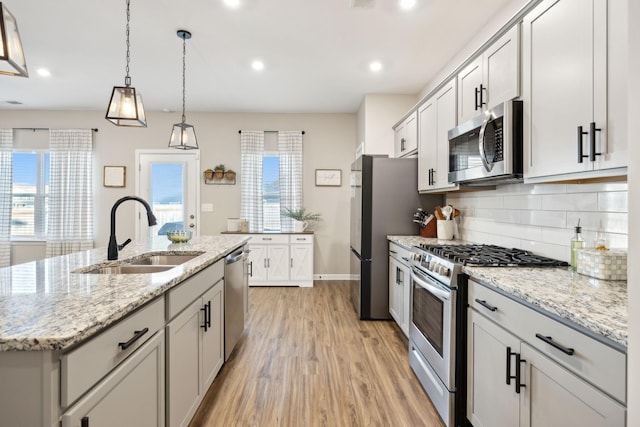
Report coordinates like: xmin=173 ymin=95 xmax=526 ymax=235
xmin=103 ymin=166 xmax=126 ymax=187
xmin=315 ymin=169 xmax=342 ymax=187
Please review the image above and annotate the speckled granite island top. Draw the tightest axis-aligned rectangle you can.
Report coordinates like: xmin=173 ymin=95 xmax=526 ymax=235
xmin=0 ymin=235 xmax=249 ymax=352
xmin=388 ymin=235 xmax=628 ymax=350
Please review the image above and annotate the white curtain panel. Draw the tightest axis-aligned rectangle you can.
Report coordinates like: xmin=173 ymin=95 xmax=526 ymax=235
xmin=240 ymin=131 xmax=265 ymax=233
xmin=278 ymin=131 xmax=303 ymax=232
xmin=0 ymin=129 xmax=13 ymax=267
xmin=46 ymin=129 xmax=94 ymax=257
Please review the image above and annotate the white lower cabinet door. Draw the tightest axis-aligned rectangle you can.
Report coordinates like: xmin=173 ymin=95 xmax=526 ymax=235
xmin=267 ymin=245 xmax=290 ymax=281
xmin=520 ymin=343 xmax=626 ymax=427
xmin=388 ymin=256 xmax=403 ymax=328
xmin=290 ymin=244 xmax=313 ymax=281
xmin=167 ymin=299 xmax=203 ymax=427
xmin=201 ymin=281 xmax=224 ymax=393
xmin=467 ymin=310 xmax=520 ymax=427
xmin=61 ymin=331 xmax=164 ymax=427
xmin=248 ymin=244 xmax=267 ymax=282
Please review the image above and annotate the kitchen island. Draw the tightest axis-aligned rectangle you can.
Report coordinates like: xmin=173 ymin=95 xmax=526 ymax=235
xmin=0 ymin=234 xmax=249 ymax=427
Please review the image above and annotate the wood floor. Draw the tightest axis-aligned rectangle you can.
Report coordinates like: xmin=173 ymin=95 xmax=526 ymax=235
xmin=189 ymin=281 xmax=444 ymax=427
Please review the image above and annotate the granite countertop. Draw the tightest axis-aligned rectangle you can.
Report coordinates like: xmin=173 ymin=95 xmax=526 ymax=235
xmin=388 ymin=235 xmax=628 ymax=349
xmin=0 ymin=235 xmax=249 ymax=352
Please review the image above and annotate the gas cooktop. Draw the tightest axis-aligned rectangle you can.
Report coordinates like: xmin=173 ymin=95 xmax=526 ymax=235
xmin=418 ymin=244 xmax=569 ymax=267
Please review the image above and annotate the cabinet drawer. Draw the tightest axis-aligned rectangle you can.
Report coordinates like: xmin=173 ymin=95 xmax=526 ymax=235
xmin=61 ymin=296 xmax=165 ymax=408
xmin=469 ymin=279 xmax=626 ymax=403
xmin=250 ymin=234 xmax=289 ymax=244
xmin=166 ymin=260 xmax=223 ymax=320
xmin=289 ymin=235 xmax=313 ymax=244
xmin=389 ymin=241 xmax=413 ymax=263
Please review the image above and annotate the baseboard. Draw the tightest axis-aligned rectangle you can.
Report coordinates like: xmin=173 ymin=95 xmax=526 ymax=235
xmin=313 ymin=274 xmax=356 ymax=281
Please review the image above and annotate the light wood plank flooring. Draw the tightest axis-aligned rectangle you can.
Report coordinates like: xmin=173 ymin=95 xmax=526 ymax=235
xmin=190 ymin=281 xmax=444 ymax=427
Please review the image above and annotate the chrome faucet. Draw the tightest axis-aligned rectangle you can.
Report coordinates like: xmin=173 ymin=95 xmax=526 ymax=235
xmin=108 ymin=196 xmax=157 ymax=260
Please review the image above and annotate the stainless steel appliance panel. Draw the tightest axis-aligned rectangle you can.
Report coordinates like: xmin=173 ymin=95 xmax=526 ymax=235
xmin=224 ymin=248 xmax=246 ymax=360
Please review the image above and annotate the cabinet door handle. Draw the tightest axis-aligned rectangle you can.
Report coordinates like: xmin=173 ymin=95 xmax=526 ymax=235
xmin=118 ymin=327 xmax=149 ymax=351
xmin=475 ymin=86 xmax=480 ymax=110
xmin=291 ymin=258 xmax=294 ymax=268
xmin=515 ymin=353 xmax=526 ymax=393
xmin=248 ymin=261 xmax=253 ymax=277
xmin=201 ymin=304 xmax=209 ymax=332
xmin=267 ymin=258 xmax=270 ymax=268
xmin=81 ymin=417 xmax=89 ymax=427
xmin=401 ymin=137 xmax=406 ymax=151
xmin=399 ymin=268 xmax=404 ymax=284
xmin=479 ymin=84 xmax=487 ymax=107
xmin=589 ymin=122 xmax=602 ymax=162
xmin=395 ymin=266 xmax=400 ymax=284
xmin=506 ymin=346 xmax=515 ymax=385
xmin=535 ymin=333 xmax=575 ymax=355
xmin=577 ymin=126 xmax=588 ymax=163
xmin=264 ymin=258 xmax=267 ymax=269
xmin=475 ymin=298 xmax=498 ymax=312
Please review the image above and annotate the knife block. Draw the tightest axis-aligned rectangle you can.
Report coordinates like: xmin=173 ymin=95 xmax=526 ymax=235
xmin=419 ymin=220 xmax=437 ymax=238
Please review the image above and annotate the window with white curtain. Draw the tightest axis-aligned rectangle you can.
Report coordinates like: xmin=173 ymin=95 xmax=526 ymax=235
xmin=240 ymin=130 xmax=303 ymax=233
xmin=11 ymin=151 xmax=50 ymax=238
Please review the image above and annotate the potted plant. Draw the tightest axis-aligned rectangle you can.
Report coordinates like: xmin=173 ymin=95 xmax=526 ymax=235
xmin=214 ymin=164 xmax=225 ymax=179
xmin=225 ymin=169 xmax=235 ymax=180
xmin=204 ymin=168 xmax=214 ymax=181
xmin=281 ymin=207 xmax=321 ymax=232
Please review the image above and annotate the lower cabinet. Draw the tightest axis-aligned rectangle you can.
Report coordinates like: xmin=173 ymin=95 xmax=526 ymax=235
xmin=166 ymin=279 xmax=224 ymax=427
xmin=388 ymin=242 xmax=412 ymax=337
xmin=61 ymin=331 xmax=165 ymax=427
xmin=467 ymin=280 xmax=626 ymax=427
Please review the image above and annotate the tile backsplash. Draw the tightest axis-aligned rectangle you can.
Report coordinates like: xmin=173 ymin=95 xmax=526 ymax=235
xmin=445 ymin=182 xmax=628 ymax=262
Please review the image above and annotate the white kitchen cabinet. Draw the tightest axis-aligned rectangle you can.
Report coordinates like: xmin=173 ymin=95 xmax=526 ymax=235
xmin=240 ymin=234 xmax=314 ymax=287
xmin=418 ymin=77 xmax=459 ymax=192
xmin=388 ymin=242 xmax=412 ymax=337
xmin=467 ymin=279 xmax=626 ymax=427
xmin=166 ymin=264 xmax=225 ymax=427
xmin=61 ymin=331 xmax=165 ymax=427
xmin=394 ymin=111 xmax=418 ymax=158
xmin=458 ymin=25 xmax=519 ymax=124
xmin=522 ymin=0 xmax=628 ymax=182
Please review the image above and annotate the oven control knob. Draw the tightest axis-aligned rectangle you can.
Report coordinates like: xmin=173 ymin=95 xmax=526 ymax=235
xmin=438 ymin=265 xmax=450 ymax=277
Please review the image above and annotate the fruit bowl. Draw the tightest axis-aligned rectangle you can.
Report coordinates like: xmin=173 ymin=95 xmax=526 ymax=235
xmin=166 ymin=230 xmax=192 ymax=244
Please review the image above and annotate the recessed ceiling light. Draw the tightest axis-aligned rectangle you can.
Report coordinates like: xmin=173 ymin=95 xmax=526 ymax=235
xmin=224 ymin=0 xmax=240 ymax=8
xmin=37 ymin=68 xmax=51 ymax=77
xmin=251 ymin=60 xmax=265 ymax=71
xmin=399 ymin=0 xmax=417 ymax=10
xmin=369 ymin=61 xmax=382 ymax=72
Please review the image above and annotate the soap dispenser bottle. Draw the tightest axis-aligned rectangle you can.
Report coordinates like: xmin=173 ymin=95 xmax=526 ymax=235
xmin=570 ymin=220 xmax=585 ymax=271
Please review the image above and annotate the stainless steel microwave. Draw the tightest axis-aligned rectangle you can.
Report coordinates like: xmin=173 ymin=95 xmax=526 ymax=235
xmin=447 ymin=100 xmax=523 ymax=184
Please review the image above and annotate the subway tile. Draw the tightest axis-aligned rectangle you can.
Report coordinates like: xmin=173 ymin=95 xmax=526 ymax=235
xmin=503 ymin=194 xmax=542 ymax=210
xmin=541 ymin=193 xmax=598 ymax=211
xmin=566 ymin=212 xmax=628 ymax=234
xmin=566 ymin=182 xmax=628 ymax=193
xmin=521 ymin=241 xmax=569 ymax=262
xmin=598 ymin=192 xmax=628 ymax=212
xmin=520 ymin=210 xmax=567 ymax=228
xmin=474 ymin=208 xmax=521 ymax=224
xmin=528 ymin=184 xmax=568 ymax=195
xmin=540 ymin=227 xmax=575 ymax=246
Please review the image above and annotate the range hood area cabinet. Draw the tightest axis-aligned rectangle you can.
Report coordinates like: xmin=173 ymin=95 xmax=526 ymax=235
xmin=457 ymin=25 xmax=520 ymax=124
xmin=522 ymin=0 xmax=628 ymax=183
xmin=418 ymin=77 xmax=459 ymax=193
xmin=394 ymin=111 xmax=418 ymax=158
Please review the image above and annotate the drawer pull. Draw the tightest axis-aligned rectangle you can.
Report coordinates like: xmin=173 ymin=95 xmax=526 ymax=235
xmin=263 ymin=237 xmax=273 ymax=241
xmin=475 ymin=299 xmax=498 ymax=312
xmin=390 ymin=250 xmax=397 ymax=254
xmin=81 ymin=417 xmax=89 ymax=427
xmin=296 ymin=238 xmax=306 ymax=241
xmin=118 ymin=327 xmax=149 ymax=350
xmin=535 ymin=333 xmax=575 ymax=355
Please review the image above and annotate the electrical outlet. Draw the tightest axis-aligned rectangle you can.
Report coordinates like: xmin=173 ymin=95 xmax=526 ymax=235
xmin=201 ymin=203 xmax=213 ymax=212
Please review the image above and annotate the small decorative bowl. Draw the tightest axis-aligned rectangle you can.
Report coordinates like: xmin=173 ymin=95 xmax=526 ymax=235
xmin=166 ymin=230 xmax=192 ymax=244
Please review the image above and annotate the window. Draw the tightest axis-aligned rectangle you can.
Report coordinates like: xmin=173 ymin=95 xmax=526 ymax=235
xmin=11 ymin=151 xmax=50 ymax=238
xmin=263 ymin=154 xmax=280 ymax=231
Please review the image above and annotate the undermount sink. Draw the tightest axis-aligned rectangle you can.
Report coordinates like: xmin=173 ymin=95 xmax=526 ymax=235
xmin=84 ymin=265 xmax=175 ymax=274
xmin=127 ymin=254 xmax=202 ymax=266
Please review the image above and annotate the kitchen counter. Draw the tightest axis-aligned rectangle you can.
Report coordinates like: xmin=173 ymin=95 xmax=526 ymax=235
xmin=388 ymin=235 xmax=628 ymax=350
xmin=0 ymin=235 xmax=249 ymax=352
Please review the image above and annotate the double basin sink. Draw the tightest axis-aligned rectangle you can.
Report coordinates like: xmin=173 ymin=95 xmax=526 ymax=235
xmin=79 ymin=252 xmax=205 ymax=274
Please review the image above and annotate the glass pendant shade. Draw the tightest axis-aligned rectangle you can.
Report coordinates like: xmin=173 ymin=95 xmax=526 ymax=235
xmin=106 ymin=84 xmax=147 ymax=127
xmin=169 ymin=122 xmax=198 ymax=150
xmin=0 ymin=2 xmax=28 ymax=77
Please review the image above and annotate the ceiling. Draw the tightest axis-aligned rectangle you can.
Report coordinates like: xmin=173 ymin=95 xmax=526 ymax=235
xmin=1 ymin=0 xmax=519 ymax=114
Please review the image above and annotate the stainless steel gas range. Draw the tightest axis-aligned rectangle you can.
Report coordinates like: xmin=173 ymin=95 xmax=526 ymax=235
xmin=408 ymin=243 xmax=568 ymax=427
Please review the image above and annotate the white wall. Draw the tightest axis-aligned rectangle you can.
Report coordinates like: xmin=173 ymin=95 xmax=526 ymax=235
xmin=1 ymin=110 xmax=356 ymax=275
xmin=356 ymin=94 xmax=417 ymax=155
xmin=446 ymin=182 xmax=628 ymax=262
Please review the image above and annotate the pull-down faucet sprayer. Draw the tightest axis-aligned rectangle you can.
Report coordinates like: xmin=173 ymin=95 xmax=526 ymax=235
xmin=108 ymin=196 xmax=157 ymax=260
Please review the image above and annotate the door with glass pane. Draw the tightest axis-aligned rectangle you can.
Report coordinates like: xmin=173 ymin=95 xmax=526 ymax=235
xmin=136 ymin=150 xmax=199 ymax=242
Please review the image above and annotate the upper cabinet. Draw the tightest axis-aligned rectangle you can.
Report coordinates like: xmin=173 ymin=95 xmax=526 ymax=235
xmin=418 ymin=78 xmax=459 ymax=193
xmin=457 ymin=25 xmax=520 ymax=124
xmin=394 ymin=111 xmax=418 ymax=158
xmin=522 ymin=0 xmax=628 ymax=182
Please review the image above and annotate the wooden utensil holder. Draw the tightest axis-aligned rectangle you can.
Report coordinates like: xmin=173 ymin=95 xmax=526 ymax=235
xmin=419 ymin=220 xmax=437 ymax=238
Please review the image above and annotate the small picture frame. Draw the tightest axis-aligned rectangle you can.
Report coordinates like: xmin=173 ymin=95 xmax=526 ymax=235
xmin=103 ymin=166 xmax=126 ymax=187
xmin=315 ymin=169 xmax=342 ymax=187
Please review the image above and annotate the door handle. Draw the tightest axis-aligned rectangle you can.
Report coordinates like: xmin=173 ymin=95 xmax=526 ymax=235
xmin=589 ymin=122 xmax=602 ymax=162
xmin=475 ymin=86 xmax=480 ymax=110
xmin=479 ymin=84 xmax=487 ymax=107
xmin=188 ymin=223 xmax=195 ymax=228
xmin=475 ymin=298 xmax=498 ymax=312
xmin=201 ymin=303 xmax=209 ymax=332
xmin=118 ymin=328 xmax=149 ymax=350
xmin=248 ymin=261 xmax=253 ymax=277
xmin=535 ymin=333 xmax=575 ymax=355
xmin=577 ymin=126 xmax=588 ymax=163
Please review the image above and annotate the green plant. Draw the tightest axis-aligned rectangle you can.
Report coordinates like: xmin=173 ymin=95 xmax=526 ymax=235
xmin=214 ymin=164 xmax=225 ymax=171
xmin=281 ymin=207 xmax=321 ymax=222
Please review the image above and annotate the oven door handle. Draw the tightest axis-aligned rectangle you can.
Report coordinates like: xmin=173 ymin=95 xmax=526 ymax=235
xmin=478 ymin=111 xmax=496 ymax=173
xmin=411 ymin=268 xmax=450 ymax=301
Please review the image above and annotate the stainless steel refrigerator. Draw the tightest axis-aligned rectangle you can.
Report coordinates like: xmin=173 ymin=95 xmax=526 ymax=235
xmin=349 ymin=155 xmax=440 ymax=319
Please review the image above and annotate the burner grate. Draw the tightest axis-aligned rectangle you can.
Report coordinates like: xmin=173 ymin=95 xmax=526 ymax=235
xmin=419 ymin=244 xmax=568 ymax=267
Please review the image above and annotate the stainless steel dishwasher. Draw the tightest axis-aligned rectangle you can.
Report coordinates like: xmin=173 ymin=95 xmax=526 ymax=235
xmin=224 ymin=247 xmax=246 ymax=360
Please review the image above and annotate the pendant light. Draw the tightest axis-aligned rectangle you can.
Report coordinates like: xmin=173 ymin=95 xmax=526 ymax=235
xmin=0 ymin=2 xmax=28 ymax=77
xmin=105 ymin=0 xmax=147 ymax=127
xmin=169 ymin=30 xmax=198 ymax=150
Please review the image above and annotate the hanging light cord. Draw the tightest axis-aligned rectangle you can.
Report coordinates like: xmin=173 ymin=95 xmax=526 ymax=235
xmin=124 ymin=0 xmax=131 ymax=86
xmin=181 ymin=35 xmax=187 ymax=124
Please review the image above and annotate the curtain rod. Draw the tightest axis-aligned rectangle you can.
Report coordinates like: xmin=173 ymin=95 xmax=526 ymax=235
xmin=238 ymin=130 xmax=305 ymax=135
xmin=13 ymin=127 xmax=99 ymax=132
